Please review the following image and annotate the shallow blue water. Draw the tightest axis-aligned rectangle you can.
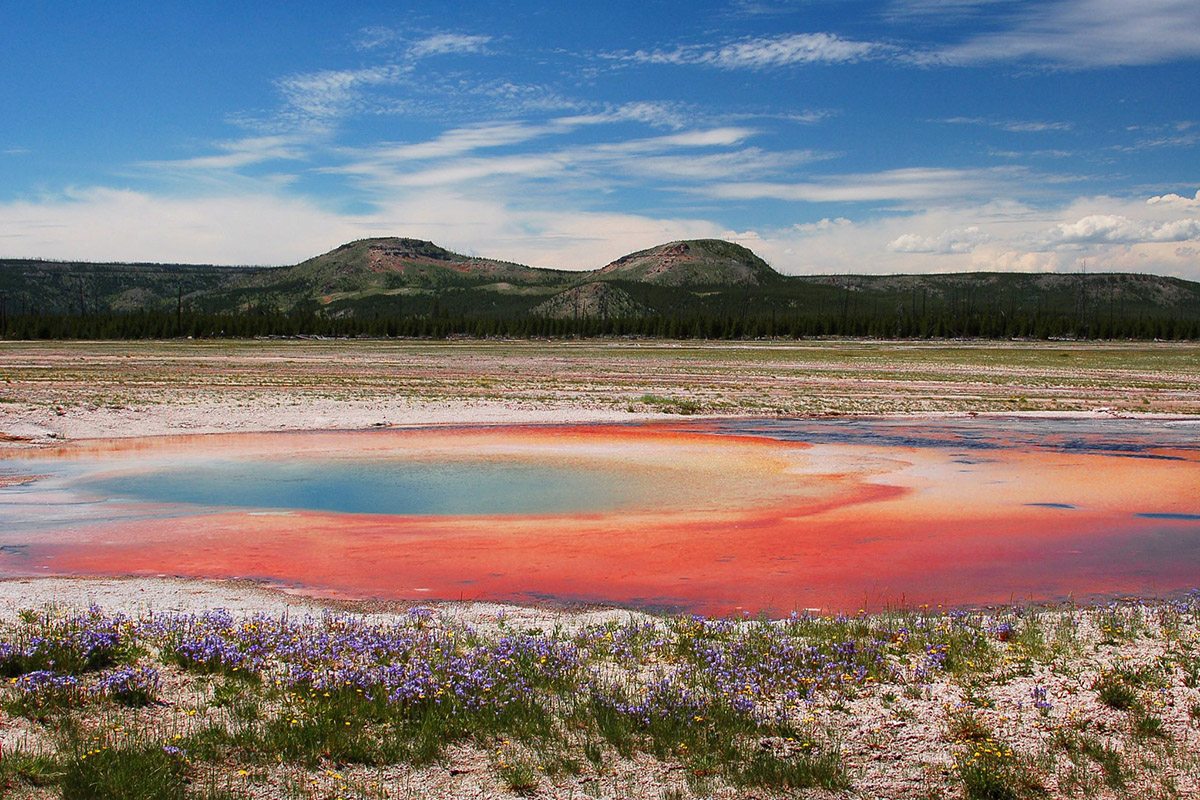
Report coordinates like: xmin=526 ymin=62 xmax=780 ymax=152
xmin=696 ymin=416 xmax=1200 ymax=460
xmin=78 ymin=458 xmax=637 ymax=516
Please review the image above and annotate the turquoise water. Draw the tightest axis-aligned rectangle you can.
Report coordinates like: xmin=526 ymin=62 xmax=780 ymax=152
xmin=77 ymin=458 xmax=637 ymax=516
xmin=0 ymin=450 xmax=638 ymax=520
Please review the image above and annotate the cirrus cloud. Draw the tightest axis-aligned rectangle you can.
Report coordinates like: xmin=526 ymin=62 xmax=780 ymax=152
xmin=933 ymin=0 xmax=1200 ymax=68
xmin=408 ymin=33 xmax=493 ymax=59
xmin=275 ymin=66 xmax=403 ymax=120
xmin=615 ymin=33 xmax=883 ymax=69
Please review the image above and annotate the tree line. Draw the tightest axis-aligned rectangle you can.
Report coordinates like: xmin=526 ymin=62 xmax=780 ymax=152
xmin=2 ymin=307 xmax=1197 ymax=340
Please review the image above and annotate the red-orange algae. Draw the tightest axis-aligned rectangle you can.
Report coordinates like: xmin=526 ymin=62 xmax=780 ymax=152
xmin=3 ymin=422 xmax=1198 ymax=615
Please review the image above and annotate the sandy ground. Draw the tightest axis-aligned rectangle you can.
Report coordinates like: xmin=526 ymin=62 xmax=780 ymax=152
xmin=0 ymin=576 xmax=646 ymax=634
xmin=0 ymin=396 xmax=662 ymax=444
xmin=2 ymin=340 xmax=1199 ymax=447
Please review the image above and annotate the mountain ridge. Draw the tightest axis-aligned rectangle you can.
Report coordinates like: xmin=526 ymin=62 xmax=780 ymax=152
xmin=2 ymin=236 xmax=1199 ymax=339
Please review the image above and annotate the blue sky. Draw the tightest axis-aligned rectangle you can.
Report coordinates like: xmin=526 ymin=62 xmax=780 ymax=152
xmin=3 ymin=0 xmax=1199 ymax=278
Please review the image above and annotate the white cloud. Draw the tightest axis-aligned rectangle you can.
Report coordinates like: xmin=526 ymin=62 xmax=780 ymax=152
xmin=783 ymin=110 xmax=834 ymax=125
xmin=793 ymin=217 xmax=853 ymax=234
xmin=368 ymin=155 xmax=568 ymax=188
xmin=629 ymin=149 xmax=824 ymax=181
xmin=144 ymin=135 xmax=307 ymax=170
xmin=727 ymin=0 xmax=809 ymax=16
xmin=1148 ymin=189 xmax=1200 ymax=207
xmin=942 ymin=117 xmax=1073 ymax=133
xmin=329 ymin=123 xmax=781 ymax=191
xmin=408 ymin=33 xmax=492 ymax=59
xmin=354 ymin=28 xmax=492 ymax=58
xmin=709 ymin=33 xmax=879 ymax=68
xmin=935 ymin=0 xmax=1200 ymax=67
xmin=611 ymin=127 xmax=757 ymax=151
xmin=704 ymin=167 xmax=1017 ymax=203
xmin=556 ymin=101 xmax=689 ymax=130
xmin=887 ymin=0 xmax=1008 ymax=17
xmin=620 ymin=33 xmax=882 ymax=69
xmin=339 ymin=115 xmax=743 ymax=172
xmin=888 ymin=226 xmax=990 ymax=253
xmin=0 ymin=188 xmax=361 ymax=265
xmin=354 ymin=122 xmax=565 ymax=163
xmin=0 ymin=186 xmax=723 ymax=271
xmin=731 ymin=192 xmax=1200 ymax=278
xmin=1002 ymin=120 xmax=1073 ymax=133
xmin=354 ymin=26 xmax=399 ymax=51
xmin=5 ymin=187 xmax=1200 ymax=281
xmin=275 ymin=66 xmax=402 ymax=119
xmin=1040 ymin=214 xmax=1200 ymax=247
xmin=989 ymin=148 xmax=1075 ymax=159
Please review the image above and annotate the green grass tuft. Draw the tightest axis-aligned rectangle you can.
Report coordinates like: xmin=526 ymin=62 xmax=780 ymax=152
xmin=61 ymin=744 xmax=188 ymax=800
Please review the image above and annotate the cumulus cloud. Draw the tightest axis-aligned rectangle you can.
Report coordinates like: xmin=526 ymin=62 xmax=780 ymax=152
xmin=888 ymin=226 xmax=990 ymax=253
xmin=793 ymin=217 xmax=853 ymax=234
xmin=0 ymin=186 xmax=724 ymax=271
xmin=619 ymin=33 xmax=882 ymax=69
xmin=0 ymin=187 xmax=362 ymax=265
xmin=741 ymin=192 xmax=1200 ymax=278
xmin=6 ymin=186 xmax=1200 ymax=281
xmin=1147 ymin=190 xmax=1200 ymax=207
xmin=1040 ymin=214 xmax=1200 ymax=247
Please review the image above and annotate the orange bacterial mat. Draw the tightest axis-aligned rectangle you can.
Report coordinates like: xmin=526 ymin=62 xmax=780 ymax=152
xmin=1 ymin=419 xmax=1197 ymax=615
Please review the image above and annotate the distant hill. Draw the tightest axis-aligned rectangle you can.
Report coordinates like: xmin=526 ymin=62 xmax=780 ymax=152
xmin=0 ymin=258 xmax=260 ymax=316
xmin=2 ymin=237 xmax=1199 ymax=339
xmin=272 ymin=237 xmax=568 ymax=292
xmin=198 ymin=237 xmax=573 ymax=316
xmin=594 ymin=240 xmax=780 ymax=286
